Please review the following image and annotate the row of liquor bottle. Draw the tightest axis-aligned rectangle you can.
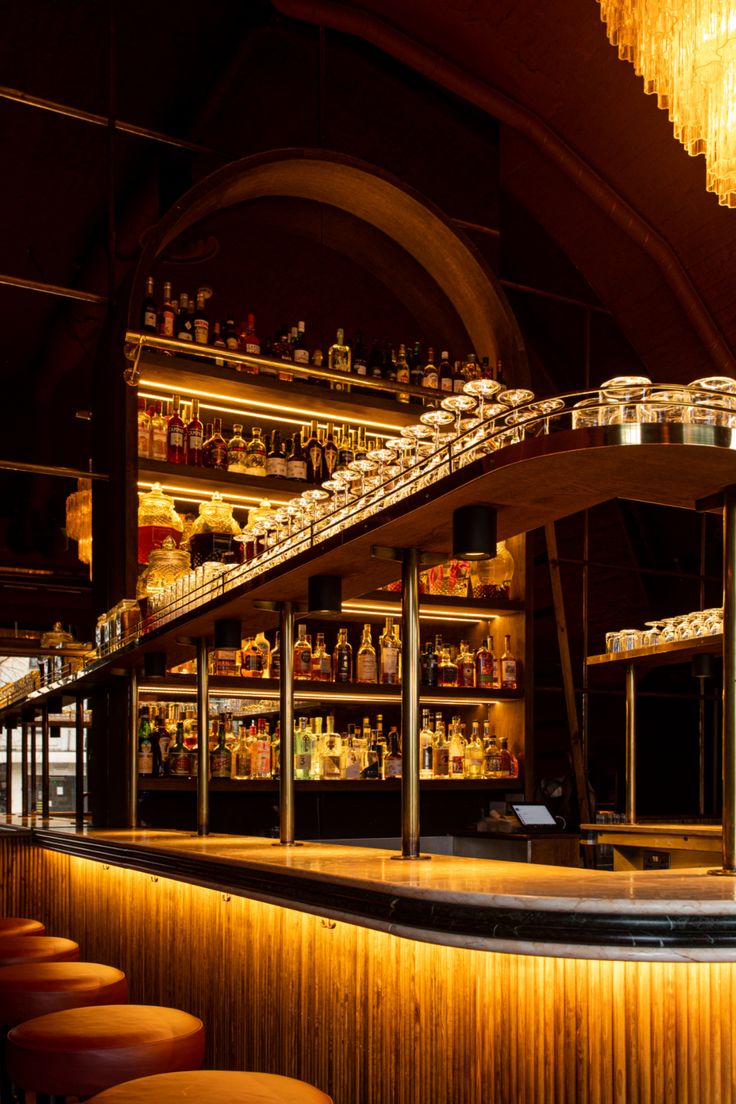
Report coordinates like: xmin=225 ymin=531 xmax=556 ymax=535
xmin=138 ymin=395 xmax=374 ymax=486
xmin=139 ymin=278 xmax=502 ymax=398
xmin=136 ymin=704 xmax=519 ymax=782
xmin=212 ymin=621 xmax=520 ymax=690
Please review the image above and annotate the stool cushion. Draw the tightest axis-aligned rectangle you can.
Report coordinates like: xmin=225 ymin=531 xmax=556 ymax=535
xmin=0 ymin=918 xmax=44 ymax=937
xmin=0 ymin=962 xmax=128 ymax=1025
xmin=0 ymin=936 xmax=79 ymax=966
xmin=85 ymin=1070 xmax=334 ymax=1103
xmin=7 ymin=1004 xmax=205 ymax=1097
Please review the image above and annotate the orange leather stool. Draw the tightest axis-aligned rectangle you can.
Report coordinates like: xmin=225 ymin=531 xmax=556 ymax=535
xmin=0 ymin=918 xmax=45 ymax=937
xmin=85 ymin=1070 xmax=334 ymax=1103
xmin=7 ymin=1004 xmax=204 ymax=1100
xmin=0 ymin=962 xmax=128 ymax=1026
xmin=0 ymin=937 xmax=79 ymax=967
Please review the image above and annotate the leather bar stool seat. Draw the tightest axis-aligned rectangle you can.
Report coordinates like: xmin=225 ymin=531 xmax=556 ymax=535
xmin=7 ymin=1004 xmax=205 ymax=1099
xmin=0 ymin=962 xmax=128 ymax=1025
xmin=0 ymin=918 xmax=45 ymax=937
xmin=0 ymin=936 xmax=79 ymax=967
xmin=85 ymin=1070 xmax=334 ymax=1103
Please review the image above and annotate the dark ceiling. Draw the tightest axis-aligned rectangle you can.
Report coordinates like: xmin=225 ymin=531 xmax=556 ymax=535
xmin=1 ymin=0 xmax=734 ymax=638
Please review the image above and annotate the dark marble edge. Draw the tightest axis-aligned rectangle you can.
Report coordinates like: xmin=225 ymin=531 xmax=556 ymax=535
xmin=27 ymin=828 xmax=736 ymax=954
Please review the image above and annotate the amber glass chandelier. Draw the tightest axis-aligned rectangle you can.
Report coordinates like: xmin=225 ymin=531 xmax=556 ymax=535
xmin=598 ymin=0 xmax=736 ymax=206
xmin=65 ymin=478 xmax=93 ymax=577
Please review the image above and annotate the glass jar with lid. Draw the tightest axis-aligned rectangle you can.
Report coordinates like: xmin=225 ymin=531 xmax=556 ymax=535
xmin=189 ymin=492 xmax=242 ymax=568
xmin=137 ymin=537 xmax=191 ymax=602
xmin=470 ymin=540 xmax=516 ymax=600
xmin=137 ymin=483 xmax=184 ymax=565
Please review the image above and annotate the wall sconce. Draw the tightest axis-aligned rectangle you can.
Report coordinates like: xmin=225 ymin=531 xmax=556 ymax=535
xmin=452 ymin=505 xmax=497 ymax=560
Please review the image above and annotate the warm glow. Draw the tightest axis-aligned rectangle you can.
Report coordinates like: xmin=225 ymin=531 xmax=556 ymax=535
xmin=599 ymin=0 xmax=736 ymax=205
xmin=65 ymin=478 xmax=92 ymax=576
xmin=136 ymin=481 xmax=293 ymax=509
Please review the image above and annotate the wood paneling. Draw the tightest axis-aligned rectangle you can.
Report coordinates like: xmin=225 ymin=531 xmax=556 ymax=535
xmin=4 ymin=835 xmax=736 ymax=1103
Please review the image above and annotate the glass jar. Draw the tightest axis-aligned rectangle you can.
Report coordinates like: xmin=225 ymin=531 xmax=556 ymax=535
xmin=470 ymin=541 xmax=516 ymax=600
xmin=137 ymin=537 xmax=191 ymax=600
xmin=188 ymin=492 xmax=242 ymax=568
xmin=137 ymin=483 xmax=184 ymax=565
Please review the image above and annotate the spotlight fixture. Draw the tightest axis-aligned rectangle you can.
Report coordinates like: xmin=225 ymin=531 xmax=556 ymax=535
xmin=452 ymin=505 xmax=497 ymax=560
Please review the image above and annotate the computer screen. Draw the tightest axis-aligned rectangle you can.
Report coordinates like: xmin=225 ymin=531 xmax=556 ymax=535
xmin=510 ymin=803 xmax=557 ymax=827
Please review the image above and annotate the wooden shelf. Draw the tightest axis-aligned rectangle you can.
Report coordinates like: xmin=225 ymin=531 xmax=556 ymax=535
xmin=587 ymin=635 xmax=722 ymax=672
xmin=138 ymin=777 xmax=516 ymax=793
xmin=138 ymin=459 xmax=308 ymax=507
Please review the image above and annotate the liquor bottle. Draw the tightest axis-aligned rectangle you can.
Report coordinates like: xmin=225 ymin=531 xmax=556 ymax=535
xmin=419 ymin=709 xmax=434 ymax=779
xmin=266 ymin=430 xmax=287 ymax=479
xmin=227 ymin=424 xmax=248 ymax=474
xmin=212 ymin=321 xmax=226 ymax=366
xmin=304 ymin=420 xmax=324 ymax=484
xmin=244 ymin=426 xmax=266 ymax=477
xmin=333 ymin=627 xmax=353 ymax=683
xmin=294 ymin=716 xmax=313 ymax=780
xmin=168 ymin=721 xmax=191 ymax=777
xmin=231 ymin=725 xmax=251 ymax=780
xmin=501 ymin=634 xmax=518 ymax=690
xmin=498 ymin=735 xmax=519 ymax=778
xmin=210 ymin=721 xmax=232 ymax=778
xmin=384 ymin=342 xmax=397 ymax=382
xmin=448 ymin=717 xmax=466 ymax=778
xmin=482 ymin=723 xmax=503 ymax=778
xmin=193 ymin=289 xmax=209 ymax=346
xmin=137 ymin=397 xmax=151 ymax=459
xmin=328 ymin=327 xmax=351 ymax=390
xmin=475 ymin=638 xmax=496 ymax=690
xmin=224 ymin=318 xmax=239 ymax=351
xmin=322 ymin=423 xmax=339 ymax=479
xmin=151 ymin=712 xmax=170 ymax=776
xmin=166 ymin=394 xmax=186 ymax=464
xmin=384 ymin=726 xmax=402 ymax=778
xmin=203 ymin=418 xmax=228 ymax=470
xmin=353 ymin=331 xmax=368 ymax=377
xmin=320 ymin=716 xmax=342 ymax=778
xmin=463 ymin=721 xmax=484 ymax=779
xmin=185 ymin=398 xmax=204 ymax=467
xmin=270 ymin=631 xmax=281 ymax=681
xmin=354 ymin=427 xmax=367 ymax=462
xmin=367 ymin=338 xmax=384 ymax=380
xmin=437 ymin=644 xmax=458 ymax=687
xmin=340 ymin=728 xmax=361 ymax=779
xmin=250 ymin=719 xmax=272 ymax=779
xmin=293 ymin=624 xmax=312 ymax=680
xmin=240 ymin=636 xmax=264 ymax=679
xmin=456 ymin=641 xmax=476 ymax=688
xmin=137 ymin=706 xmax=153 ymax=776
xmin=286 ymin=431 xmax=307 ymax=482
xmin=150 ymin=400 xmax=168 ymax=462
xmin=361 ymin=724 xmax=380 ymax=779
xmin=311 ymin=632 xmax=332 ymax=681
xmin=379 ymin=617 xmax=400 ymax=685
xmin=293 ymin=320 xmax=309 ymax=366
xmin=356 ymin=623 xmax=377 ymax=683
xmin=337 ymin=425 xmax=354 ymax=472
xmin=410 ymin=340 xmax=424 ymax=390
xmin=431 ymin=714 xmax=450 ymax=778
xmin=158 ymin=281 xmax=175 ymax=338
xmin=453 ymin=359 xmax=466 ymax=394
xmin=439 ymin=350 xmax=453 ymax=393
xmin=141 ymin=276 xmax=157 ymax=332
xmin=421 ymin=640 xmax=438 ymax=687
xmin=278 ymin=326 xmax=294 ymax=382
xmin=395 ymin=343 xmax=410 ymax=404
xmin=254 ymin=630 xmax=271 ymax=677
xmin=241 ymin=312 xmax=260 ymax=357
xmin=422 ymin=348 xmax=439 ymax=389
xmin=176 ymin=292 xmax=193 ymax=341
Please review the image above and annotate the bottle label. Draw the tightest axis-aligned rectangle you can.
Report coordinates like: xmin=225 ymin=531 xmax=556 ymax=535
xmin=210 ymin=443 xmax=228 ymax=468
xmin=424 ymin=372 xmax=439 ymax=388
xmin=194 ymin=320 xmax=209 ymax=345
xmin=335 ymin=652 xmax=351 ymax=682
xmin=138 ymin=747 xmax=153 ymax=774
xmin=187 ymin=428 xmax=203 ymax=452
xmin=381 ymin=650 xmax=399 ymax=679
xmin=267 ymin=456 xmax=287 ymax=478
xmin=385 ymin=757 xmax=402 ymax=778
xmin=161 ymin=312 xmax=175 ymax=338
xmin=138 ymin=425 xmax=151 ymax=458
xmin=440 ymin=377 xmax=453 ymax=392
xmin=293 ymin=349 xmax=310 ymax=364
xmin=356 ymin=653 xmax=377 ymax=681
xmin=151 ymin=429 xmax=168 ymax=461
xmin=355 ymin=360 xmax=367 ymax=376
xmin=169 ymin=751 xmax=191 ymax=776
xmin=454 ymin=377 xmax=465 ymax=393
xmin=501 ymin=659 xmax=517 ymax=688
xmin=287 ymin=459 xmax=307 ymax=481
xmin=308 ymin=445 xmax=323 ymax=478
xmin=433 ymin=747 xmax=449 ymax=775
xmin=245 ymin=340 xmax=260 ymax=355
xmin=210 ymin=750 xmax=231 ymax=777
xmin=450 ymin=755 xmax=464 ymax=776
xmin=295 ymin=752 xmax=311 ymax=773
xmin=144 ymin=308 xmax=157 ymax=330
xmin=252 ymin=742 xmax=271 ymax=776
xmin=178 ymin=325 xmax=193 ymax=342
xmin=168 ymin=425 xmax=184 ymax=449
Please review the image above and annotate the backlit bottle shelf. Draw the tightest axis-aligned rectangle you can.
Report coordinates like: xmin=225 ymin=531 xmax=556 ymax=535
xmin=587 ymin=635 xmax=722 ymax=671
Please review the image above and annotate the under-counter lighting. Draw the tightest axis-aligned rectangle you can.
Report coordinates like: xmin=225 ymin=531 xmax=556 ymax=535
xmin=137 ymin=682 xmax=504 ymax=706
xmin=341 ymin=600 xmax=496 ymax=624
xmin=138 ymin=380 xmax=405 ymax=436
xmin=136 ymin=481 xmax=293 ymax=508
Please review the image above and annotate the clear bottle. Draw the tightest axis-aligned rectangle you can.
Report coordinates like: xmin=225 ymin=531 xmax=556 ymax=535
xmin=379 ymin=617 xmax=401 ymax=685
xmin=294 ymin=716 xmax=313 ymax=780
xmin=311 ymin=632 xmax=332 ymax=681
xmin=431 ymin=714 xmax=450 ymax=778
xmin=137 ymin=397 xmax=151 ymax=459
xmin=294 ymin=624 xmax=313 ymax=680
xmin=250 ymin=719 xmax=272 ymax=779
xmin=227 ymin=424 xmax=248 ymax=473
xmin=422 ymin=347 xmax=439 ymax=389
xmin=333 ymin=627 xmax=353 ymax=683
xmin=340 ymin=728 xmax=362 ymax=779
xmin=448 ymin=717 xmax=466 ymax=778
xmin=150 ymin=400 xmax=168 ymax=462
xmin=137 ymin=706 xmax=153 ymax=776
xmin=245 ymin=426 xmax=267 ymax=477
xmin=356 ymin=623 xmax=377 ymax=683
xmin=210 ymin=721 xmax=232 ymax=778
xmin=419 ymin=709 xmax=434 ymax=779
xmin=384 ymin=726 xmax=402 ymax=778
xmin=463 ymin=721 xmax=484 ymax=779
xmin=501 ymin=634 xmax=518 ymax=690
xmin=185 ymin=398 xmax=204 ymax=467
xmin=320 ymin=716 xmax=342 ymax=778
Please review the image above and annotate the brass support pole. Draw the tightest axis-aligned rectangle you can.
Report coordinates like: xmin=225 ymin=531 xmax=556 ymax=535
xmin=41 ymin=705 xmax=50 ymax=820
xmin=279 ymin=602 xmax=296 ymax=845
xmin=5 ymin=723 xmax=12 ymax=816
xmin=75 ymin=696 xmax=85 ymax=827
xmin=625 ymin=663 xmax=637 ymax=824
xmin=20 ymin=721 xmax=28 ymax=818
xmin=721 ymin=488 xmax=736 ymax=872
xmin=128 ymin=670 xmax=138 ymax=828
xmin=196 ymin=638 xmax=210 ymax=837
xmin=30 ymin=723 xmax=37 ymax=816
xmin=399 ymin=547 xmax=423 ymax=858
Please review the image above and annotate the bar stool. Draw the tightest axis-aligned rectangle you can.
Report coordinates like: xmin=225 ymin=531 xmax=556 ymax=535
xmin=7 ymin=1004 xmax=205 ymax=1101
xmin=0 ymin=919 xmax=44 ymax=937
xmin=0 ymin=937 xmax=79 ymax=967
xmin=85 ymin=1070 xmax=334 ymax=1102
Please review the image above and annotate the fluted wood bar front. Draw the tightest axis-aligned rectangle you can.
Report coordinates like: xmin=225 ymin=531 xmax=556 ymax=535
xmin=2 ymin=827 xmax=736 ymax=1102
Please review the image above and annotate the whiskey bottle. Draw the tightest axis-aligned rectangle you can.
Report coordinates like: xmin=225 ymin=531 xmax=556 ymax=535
xmin=223 ymin=318 xmax=239 ymax=351
xmin=379 ymin=617 xmax=400 ymax=685
xmin=328 ymin=327 xmax=351 ymax=391
xmin=437 ymin=644 xmax=458 ymax=687
xmin=226 ymin=424 xmax=248 ymax=474
xmin=333 ymin=627 xmax=353 ymax=683
xmin=421 ymin=640 xmax=438 ymax=687
xmin=286 ymin=431 xmax=307 ymax=482
xmin=482 ymin=724 xmax=503 ymax=778
xmin=193 ymin=289 xmax=209 ymax=346
xmin=185 ymin=398 xmax=204 ymax=467
xmin=270 ymin=631 xmax=281 ymax=681
xmin=166 ymin=394 xmax=186 ymax=464
xmin=158 ymin=281 xmax=175 ymax=338
xmin=245 ymin=426 xmax=267 ymax=477
xmin=356 ymin=623 xmax=377 ymax=683
xmin=311 ymin=632 xmax=332 ymax=681
xmin=293 ymin=624 xmax=312 ymax=680
xmin=137 ymin=397 xmax=151 ymax=459
xmin=475 ymin=638 xmax=497 ymax=690
xmin=254 ymin=630 xmax=271 ymax=678
xmin=141 ymin=276 xmax=157 ymax=332
xmin=150 ymin=400 xmax=168 ymax=462
xmin=456 ymin=641 xmax=476 ymax=688
xmin=501 ymin=634 xmax=518 ymax=690
xmin=266 ymin=430 xmax=287 ymax=479
xmin=231 ymin=725 xmax=251 ymax=780
xmin=210 ymin=721 xmax=232 ymax=778
xmin=419 ymin=709 xmax=434 ymax=779
xmin=203 ymin=418 xmax=228 ymax=470
xmin=137 ymin=706 xmax=153 ymax=776
xmin=422 ymin=348 xmax=439 ymax=389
